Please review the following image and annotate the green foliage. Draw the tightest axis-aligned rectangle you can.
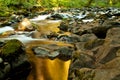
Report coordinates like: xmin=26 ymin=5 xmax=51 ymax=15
xmin=91 ymin=0 xmax=120 ymax=7
xmin=0 ymin=1 xmax=11 ymax=16
xmin=0 ymin=0 xmax=119 ymax=9
xmin=0 ymin=0 xmax=119 ymax=17
xmin=39 ymin=0 xmax=120 ymax=8
xmin=0 ymin=0 xmax=36 ymax=9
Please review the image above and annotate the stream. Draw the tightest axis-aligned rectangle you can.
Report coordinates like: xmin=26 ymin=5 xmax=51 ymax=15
xmin=0 ymin=7 xmax=120 ymax=80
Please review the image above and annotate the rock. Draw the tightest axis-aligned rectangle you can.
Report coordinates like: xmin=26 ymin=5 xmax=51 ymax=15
xmin=0 ymin=41 xmax=4 ymax=45
xmin=91 ymin=26 xmax=109 ymax=39
xmin=75 ymin=34 xmax=104 ymax=51
xmin=24 ymin=40 xmax=74 ymax=80
xmin=71 ymin=52 xmax=95 ymax=69
xmin=9 ymin=14 xmax=24 ymax=23
xmin=93 ymin=69 xmax=120 ymax=80
xmin=33 ymin=43 xmax=74 ymax=60
xmin=58 ymin=20 xmax=69 ymax=31
xmin=84 ymin=39 xmax=104 ymax=50
xmin=0 ymin=39 xmax=31 ymax=80
xmin=56 ymin=33 xmax=80 ymax=43
xmin=34 ymin=46 xmax=59 ymax=58
xmin=94 ymin=27 xmax=120 ymax=65
xmin=57 ymin=47 xmax=74 ymax=60
xmin=0 ymin=62 xmax=11 ymax=80
xmin=101 ymin=57 xmax=120 ymax=69
xmin=69 ymin=68 xmax=94 ymax=80
xmin=95 ymin=45 xmax=120 ymax=64
xmin=68 ymin=10 xmax=120 ymax=80
xmin=50 ymin=13 xmax=72 ymax=20
xmin=105 ymin=27 xmax=120 ymax=45
xmin=0 ymin=39 xmax=24 ymax=62
xmin=111 ymin=74 xmax=120 ymax=80
xmin=31 ymin=20 xmax=61 ymax=38
xmin=50 ymin=13 xmax=64 ymax=20
xmin=79 ymin=33 xmax=97 ymax=42
xmin=7 ymin=55 xmax=31 ymax=80
xmin=17 ymin=18 xmax=34 ymax=31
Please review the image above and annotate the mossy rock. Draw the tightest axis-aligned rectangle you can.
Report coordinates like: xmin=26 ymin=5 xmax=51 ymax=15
xmin=0 ymin=39 xmax=24 ymax=61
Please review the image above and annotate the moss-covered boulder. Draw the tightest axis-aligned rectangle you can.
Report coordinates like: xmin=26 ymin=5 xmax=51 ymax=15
xmin=0 ymin=39 xmax=24 ymax=62
xmin=0 ymin=39 xmax=31 ymax=80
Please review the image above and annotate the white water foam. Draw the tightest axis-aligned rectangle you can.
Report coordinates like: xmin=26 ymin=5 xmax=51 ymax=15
xmin=0 ymin=26 xmax=14 ymax=34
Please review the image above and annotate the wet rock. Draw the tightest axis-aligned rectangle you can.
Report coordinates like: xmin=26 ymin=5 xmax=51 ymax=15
xmin=58 ymin=20 xmax=69 ymax=31
xmin=33 ymin=44 xmax=74 ymax=60
xmin=56 ymin=33 xmax=80 ymax=43
xmin=50 ymin=13 xmax=72 ymax=20
xmin=33 ymin=45 xmax=59 ymax=58
xmin=9 ymin=14 xmax=24 ymax=23
xmin=49 ymin=13 xmax=63 ymax=20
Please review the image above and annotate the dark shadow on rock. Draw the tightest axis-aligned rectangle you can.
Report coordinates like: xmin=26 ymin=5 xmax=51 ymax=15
xmin=112 ymin=74 xmax=120 ymax=80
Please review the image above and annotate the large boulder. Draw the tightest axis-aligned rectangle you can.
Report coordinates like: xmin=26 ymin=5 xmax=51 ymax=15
xmin=24 ymin=40 xmax=74 ymax=80
xmin=0 ymin=39 xmax=30 ymax=80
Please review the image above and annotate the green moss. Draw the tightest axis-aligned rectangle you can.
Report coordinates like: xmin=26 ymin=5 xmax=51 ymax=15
xmin=0 ymin=39 xmax=23 ymax=60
